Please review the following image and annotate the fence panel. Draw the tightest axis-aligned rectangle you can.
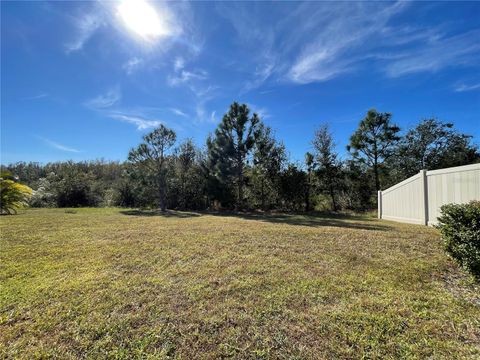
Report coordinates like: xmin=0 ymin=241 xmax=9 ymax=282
xmin=379 ymin=172 xmax=425 ymax=224
xmin=379 ymin=163 xmax=480 ymax=226
xmin=426 ymin=164 xmax=480 ymax=226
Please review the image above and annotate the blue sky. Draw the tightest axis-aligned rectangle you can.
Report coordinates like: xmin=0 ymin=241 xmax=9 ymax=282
xmin=2 ymin=0 xmax=479 ymax=164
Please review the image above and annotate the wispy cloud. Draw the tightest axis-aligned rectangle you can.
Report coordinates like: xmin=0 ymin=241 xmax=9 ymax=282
xmin=248 ymin=103 xmax=270 ymax=120
xmin=218 ymin=1 xmax=479 ymax=87
xmin=85 ymin=87 xmax=121 ymax=109
xmin=192 ymin=85 xmax=219 ymax=123
xmin=217 ymin=2 xmax=277 ymax=92
xmin=242 ymin=58 xmax=276 ymax=93
xmin=108 ymin=113 xmax=162 ymax=130
xmin=169 ymin=108 xmax=188 ymax=117
xmin=174 ymin=57 xmax=185 ymax=71
xmin=37 ymin=136 xmax=80 ymax=153
xmin=167 ymin=68 xmax=208 ymax=86
xmin=165 ymin=58 xmax=217 ymax=123
xmin=65 ymin=11 xmax=104 ymax=53
xmin=85 ymin=87 xmax=162 ymax=130
xmin=122 ymin=57 xmax=143 ymax=74
xmin=286 ymin=2 xmax=409 ymax=83
xmin=384 ymin=30 xmax=480 ymax=77
xmin=454 ymin=82 xmax=480 ymax=92
xmin=25 ymin=93 xmax=49 ymax=100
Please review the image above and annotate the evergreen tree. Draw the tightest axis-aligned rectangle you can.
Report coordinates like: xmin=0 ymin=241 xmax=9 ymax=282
xmin=304 ymin=152 xmax=315 ymax=212
xmin=252 ymin=124 xmax=286 ymax=210
xmin=279 ymin=164 xmax=307 ymax=211
xmin=174 ymin=139 xmax=197 ymax=209
xmin=128 ymin=125 xmax=176 ymax=211
xmin=312 ymin=124 xmax=342 ymax=211
xmin=209 ymin=102 xmax=260 ymax=209
xmin=347 ymin=109 xmax=400 ymax=191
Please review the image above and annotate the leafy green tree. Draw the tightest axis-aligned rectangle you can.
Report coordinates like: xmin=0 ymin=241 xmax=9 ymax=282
xmin=279 ymin=164 xmax=307 ymax=211
xmin=341 ymin=160 xmax=375 ymax=211
xmin=209 ymin=102 xmax=260 ymax=209
xmin=394 ymin=118 xmax=479 ymax=178
xmin=312 ymin=124 xmax=342 ymax=211
xmin=347 ymin=109 xmax=400 ymax=191
xmin=29 ymin=173 xmax=57 ymax=207
xmin=0 ymin=172 xmax=33 ymax=214
xmin=55 ymin=171 xmax=97 ymax=207
xmin=128 ymin=125 xmax=176 ymax=211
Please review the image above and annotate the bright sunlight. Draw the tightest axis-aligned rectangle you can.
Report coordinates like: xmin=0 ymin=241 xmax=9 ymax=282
xmin=117 ymin=0 xmax=170 ymax=41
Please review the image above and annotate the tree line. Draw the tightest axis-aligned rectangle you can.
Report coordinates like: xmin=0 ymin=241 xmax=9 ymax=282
xmin=3 ymin=102 xmax=479 ymax=212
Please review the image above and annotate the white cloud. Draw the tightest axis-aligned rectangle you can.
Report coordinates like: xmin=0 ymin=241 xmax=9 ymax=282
xmin=384 ymin=30 xmax=480 ymax=77
xmin=288 ymin=56 xmax=354 ymax=84
xmin=25 ymin=93 xmax=49 ymax=100
xmin=248 ymin=104 xmax=270 ymax=119
xmin=219 ymin=1 xmax=479 ymax=86
xmin=195 ymin=103 xmax=206 ymax=123
xmin=85 ymin=87 xmax=121 ymax=109
xmin=122 ymin=57 xmax=143 ymax=74
xmin=284 ymin=3 xmax=480 ymax=83
xmin=167 ymin=68 xmax=208 ymax=86
xmin=242 ymin=58 xmax=276 ymax=93
xmin=169 ymin=108 xmax=188 ymax=117
xmin=37 ymin=136 xmax=80 ymax=153
xmin=191 ymin=85 xmax=219 ymax=123
xmin=65 ymin=11 xmax=104 ymax=53
xmin=286 ymin=2 xmax=409 ymax=83
xmin=108 ymin=113 xmax=161 ymax=130
xmin=217 ymin=2 xmax=277 ymax=92
xmin=174 ymin=56 xmax=185 ymax=71
xmin=454 ymin=82 xmax=480 ymax=92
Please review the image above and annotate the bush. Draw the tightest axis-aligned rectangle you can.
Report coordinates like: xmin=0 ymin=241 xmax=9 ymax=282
xmin=436 ymin=201 xmax=480 ymax=277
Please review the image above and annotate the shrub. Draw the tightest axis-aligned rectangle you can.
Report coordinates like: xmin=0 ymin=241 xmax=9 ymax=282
xmin=436 ymin=200 xmax=480 ymax=277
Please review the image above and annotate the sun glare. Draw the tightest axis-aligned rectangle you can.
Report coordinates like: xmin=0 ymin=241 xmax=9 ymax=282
xmin=117 ymin=0 xmax=170 ymax=41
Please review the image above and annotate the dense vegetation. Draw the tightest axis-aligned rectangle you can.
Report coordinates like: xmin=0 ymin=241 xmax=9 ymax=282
xmin=437 ymin=201 xmax=480 ymax=278
xmin=2 ymin=103 xmax=478 ymax=212
xmin=1 ymin=208 xmax=479 ymax=358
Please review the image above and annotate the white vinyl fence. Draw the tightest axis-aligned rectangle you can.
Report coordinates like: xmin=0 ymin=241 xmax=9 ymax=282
xmin=378 ymin=163 xmax=480 ymax=226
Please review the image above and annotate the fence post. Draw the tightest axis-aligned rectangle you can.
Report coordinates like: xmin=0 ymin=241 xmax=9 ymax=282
xmin=420 ymin=169 xmax=429 ymax=226
xmin=378 ymin=190 xmax=382 ymax=219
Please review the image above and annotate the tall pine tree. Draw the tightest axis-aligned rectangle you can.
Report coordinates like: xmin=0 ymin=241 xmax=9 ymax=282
xmin=312 ymin=124 xmax=342 ymax=211
xmin=347 ymin=109 xmax=400 ymax=191
xmin=209 ymin=102 xmax=260 ymax=209
xmin=128 ymin=125 xmax=176 ymax=211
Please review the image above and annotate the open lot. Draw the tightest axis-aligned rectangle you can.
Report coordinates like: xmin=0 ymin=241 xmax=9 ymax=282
xmin=1 ymin=208 xmax=479 ymax=358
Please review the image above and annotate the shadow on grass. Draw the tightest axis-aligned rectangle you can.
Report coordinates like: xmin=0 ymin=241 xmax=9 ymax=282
xmin=120 ymin=208 xmax=389 ymax=231
xmin=206 ymin=211 xmax=391 ymax=231
xmin=120 ymin=209 xmax=201 ymax=218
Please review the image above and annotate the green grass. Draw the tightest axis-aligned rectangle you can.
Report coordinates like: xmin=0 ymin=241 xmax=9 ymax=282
xmin=1 ymin=208 xmax=479 ymax=359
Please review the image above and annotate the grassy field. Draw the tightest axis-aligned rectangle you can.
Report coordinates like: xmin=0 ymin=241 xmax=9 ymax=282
xmin=1 ymin=208 xmax=479 ymax=359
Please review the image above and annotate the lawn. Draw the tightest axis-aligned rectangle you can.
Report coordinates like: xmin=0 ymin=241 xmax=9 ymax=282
xmin=1 ymin=208 xmax=479 ymax=359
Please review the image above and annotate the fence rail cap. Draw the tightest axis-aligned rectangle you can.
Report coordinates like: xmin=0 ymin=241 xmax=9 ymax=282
xmin=382 ymin=172 xmax=421 ymax=194
xmin=426 ymin=163 xmax=480 ymax=176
